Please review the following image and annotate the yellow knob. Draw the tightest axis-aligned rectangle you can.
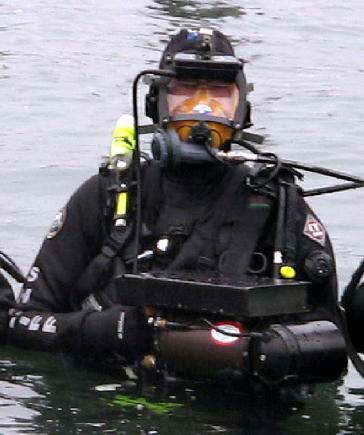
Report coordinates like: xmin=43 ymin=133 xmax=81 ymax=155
xmin=280 ymin=265 xmax=296 ymax=279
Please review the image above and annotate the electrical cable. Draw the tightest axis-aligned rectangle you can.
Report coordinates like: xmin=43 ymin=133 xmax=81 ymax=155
xmin=248 ymin=152 xmax=282 ymax=188
xmin=201 ymin=317 xmax=264 ymax=339
xmin=131 ymin=69 xmax=176 ymax=273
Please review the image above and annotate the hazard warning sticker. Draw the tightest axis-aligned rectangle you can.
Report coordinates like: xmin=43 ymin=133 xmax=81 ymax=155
xmin=303 ymin=214 xmax=326 ymax=247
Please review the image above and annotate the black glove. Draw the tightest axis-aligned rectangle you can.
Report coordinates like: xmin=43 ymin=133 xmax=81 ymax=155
xmin=81 ymin=305 xmax=153 ymax=360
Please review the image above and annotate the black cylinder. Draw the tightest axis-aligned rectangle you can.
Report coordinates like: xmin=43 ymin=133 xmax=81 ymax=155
xmin=157 ymin=322 xmax=248 ymax=379
xmin=251 ymin=320 xmax=347 ymax=385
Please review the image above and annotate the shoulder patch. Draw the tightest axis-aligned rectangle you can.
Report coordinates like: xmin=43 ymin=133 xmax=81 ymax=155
xmin=47 ymin=207 xmax=66 ymax=239
xmin=303 ymin=214 xmax=326 ymax=247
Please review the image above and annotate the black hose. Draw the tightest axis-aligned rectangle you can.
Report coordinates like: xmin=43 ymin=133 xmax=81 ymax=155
xmin=0 ymin=250 xmax=25 ymax=284
xmin=304 ymin=182 xmax=363 ymax=197
xmin=282 ymin=159 xmax=364 ymax=185
xmin=249 ymin=152 xmax=282 ymax=188
xmin=131 ymin=69 xmax=176 ymax=273
xmin=273 ymin=183 xmax=286 ymax=278
xmin=233 ymin=138 xmax=261 ymax=154
xmin=223 ymin=152 xmax=364 ymax=191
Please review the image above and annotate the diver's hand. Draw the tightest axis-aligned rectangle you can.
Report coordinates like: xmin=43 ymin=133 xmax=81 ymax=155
xmin=81 ymin=305 xmax=153 ymax=360
xmin=116 ymin=305 xmax=153 ymax=358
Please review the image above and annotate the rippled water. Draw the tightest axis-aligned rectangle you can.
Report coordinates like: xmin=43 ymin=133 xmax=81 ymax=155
xmin=1 ymin=0 xmax=364 ymax=433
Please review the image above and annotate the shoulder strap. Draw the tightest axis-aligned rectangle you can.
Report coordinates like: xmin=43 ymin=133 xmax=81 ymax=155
xmin=141 ymin=160 xmax=162 ymax=230
xmin=74 ymin=169 xmax=135 ymax=305
xmin=218 ymin=189 xmax=272 ymax=276
xmin=166 ymin=165 xmax=255 ymax=272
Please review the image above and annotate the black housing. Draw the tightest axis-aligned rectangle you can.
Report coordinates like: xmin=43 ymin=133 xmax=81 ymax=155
xmin=116 ymin=273 xmax=347 ymax=387
xmin=251 ymin=321 xmax=347 ymax=385
xmin=118 ymin=273 xmax=309 ymax=318
xmin=173 ymin=53 xmax=242 ymax=82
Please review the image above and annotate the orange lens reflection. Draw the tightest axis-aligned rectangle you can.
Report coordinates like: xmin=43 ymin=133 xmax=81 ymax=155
xmin=168 ymin=120 xmax=234 ymax=149
xmin=167 ymin=79 xmax=239 ymax=121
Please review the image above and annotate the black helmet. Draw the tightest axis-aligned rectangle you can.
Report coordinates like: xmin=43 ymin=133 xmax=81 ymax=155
xmin=146 ymin=28 xmax=252 ymax=150
xmin=159 ymin=28 xmax=235 ymax=68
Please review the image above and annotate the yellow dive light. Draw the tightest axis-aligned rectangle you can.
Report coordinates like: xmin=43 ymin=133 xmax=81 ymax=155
xmin=109 ymin=115 xmax=136 ymax=223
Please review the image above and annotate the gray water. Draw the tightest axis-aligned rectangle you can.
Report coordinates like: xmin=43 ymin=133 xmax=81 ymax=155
xmin=1 ymin=0 xmax=364 ymax=433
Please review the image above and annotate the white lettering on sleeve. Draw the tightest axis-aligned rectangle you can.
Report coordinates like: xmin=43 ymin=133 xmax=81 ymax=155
xmin=27 ymin=266 xmax=40 ymax=283
xmin=117 ymin=312 xmax=125 ymax=340
xmin=28 ymin=315 xmax=42 ymax=331
xmin=42 ymin=316 xmax=57 ymax=333
xmin=19 ymin=316 xmax=31 ymax=327
xmin=18 ymin=288 xmax=32 ymax=305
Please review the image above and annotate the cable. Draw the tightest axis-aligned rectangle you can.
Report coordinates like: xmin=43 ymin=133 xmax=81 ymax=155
xmin=282 ymin=159 xmax=364 ymax=184
xmin=248 ymin=152 xmax=282 ymax=189
xmin=304 ymin=182 xmax=363 ymax=197
xmin=219 ymin=150 xmax=364 ymax=195
xmin=200 ymin=317 xmax=264 ymax=339
xmin=131 ymin=69 xmax=176 ymax=274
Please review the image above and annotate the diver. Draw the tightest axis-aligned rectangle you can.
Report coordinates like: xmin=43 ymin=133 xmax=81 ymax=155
xmin=4 ymin=28 xmax=347 ymax=389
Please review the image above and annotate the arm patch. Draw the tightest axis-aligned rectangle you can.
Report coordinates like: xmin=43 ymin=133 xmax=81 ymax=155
xmin=47 ymin=207 xmax=67 ymax=239
xmin=303 ymin=214 xmax=326 ymax=247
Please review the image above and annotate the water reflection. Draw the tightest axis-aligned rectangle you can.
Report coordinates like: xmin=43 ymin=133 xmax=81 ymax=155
xmin=142 ymin=0 xmax=251 ymax=78
xmin=148 ymin=0 xmax=244 ymax=21
xmin=1 ymin=0 xmax=364 ymax=433
xmin=0 ymin=346 xmax=358 ymax=434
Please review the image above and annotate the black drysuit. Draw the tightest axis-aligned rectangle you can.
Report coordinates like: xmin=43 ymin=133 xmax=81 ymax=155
xmin=6 ymin=162 xmax=340 ymax=359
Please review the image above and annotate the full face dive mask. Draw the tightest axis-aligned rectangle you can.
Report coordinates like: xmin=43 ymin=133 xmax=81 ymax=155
xmin=146 ymin=29 xmax=252 ymax=168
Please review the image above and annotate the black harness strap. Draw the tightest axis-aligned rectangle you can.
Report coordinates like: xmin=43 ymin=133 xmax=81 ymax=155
xmin=165 ymin=165 xmax=273 ymax=275
xmin=141 ymin=160 xmax=162 ymax=231
xmin=165 ymin=165 xmax=249 ymax=272
xmin=75 ymin=225 xmax=134 ymax=305
xmin=218 ymin=191 xmax=272 ymax=276
xmin=75 ymin=167 xmax=137 ymax=305
xmin=284 ymin=182 xmax=299 ymax=266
